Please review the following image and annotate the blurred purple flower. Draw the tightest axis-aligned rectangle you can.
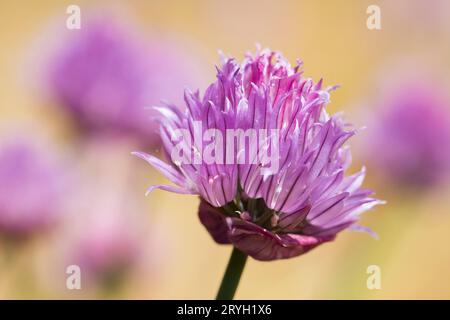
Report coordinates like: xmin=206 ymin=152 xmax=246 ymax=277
xmin=61 ymin=135 xmax=151 ymax=287
xmin=71 ymin=212 xmax=142 ymax=285
xmin=0 ymin=139 xmax=63 ymax=238
xmin=135 ymin=49 xmax=382 ymax=261
xmin=368 ymin=78 xmax=450 ymax=188
xmin=47 ymin=15 xmax=201 ymax=144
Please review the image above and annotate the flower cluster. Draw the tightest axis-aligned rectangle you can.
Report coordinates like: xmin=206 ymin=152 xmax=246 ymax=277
xmin=136 ymin=49 xmax=382 ymax=261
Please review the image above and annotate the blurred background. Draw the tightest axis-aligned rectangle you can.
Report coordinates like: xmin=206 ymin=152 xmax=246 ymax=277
xmin=1 ymin=0 xmax=450 ymax=299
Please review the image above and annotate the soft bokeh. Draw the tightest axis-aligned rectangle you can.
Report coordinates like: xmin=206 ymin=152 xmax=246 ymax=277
xmin=41 ymin=12 xmax=204 ymax=146
xmin=364 ymin=69 xmax=450 ymax=190
xmin=1 ymin=0 xmax=450 ymax=299
xmin=0 ymin=134 xmax=66 ymax=239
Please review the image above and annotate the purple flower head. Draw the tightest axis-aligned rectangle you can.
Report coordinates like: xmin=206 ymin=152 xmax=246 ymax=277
xmin=135 ymin=49 xmax=382 ymax=261
xmin=368 ymin=76 xmax=450 ymax=188
xmin=47 ymin=14 xmax=200 ymax=144
xmin=0 ymin=138 xmax=63 ymax=239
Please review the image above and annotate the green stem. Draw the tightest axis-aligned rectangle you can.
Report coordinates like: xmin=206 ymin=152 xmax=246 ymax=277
xmin=216 ymin=248 xmax=248 ymax=300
